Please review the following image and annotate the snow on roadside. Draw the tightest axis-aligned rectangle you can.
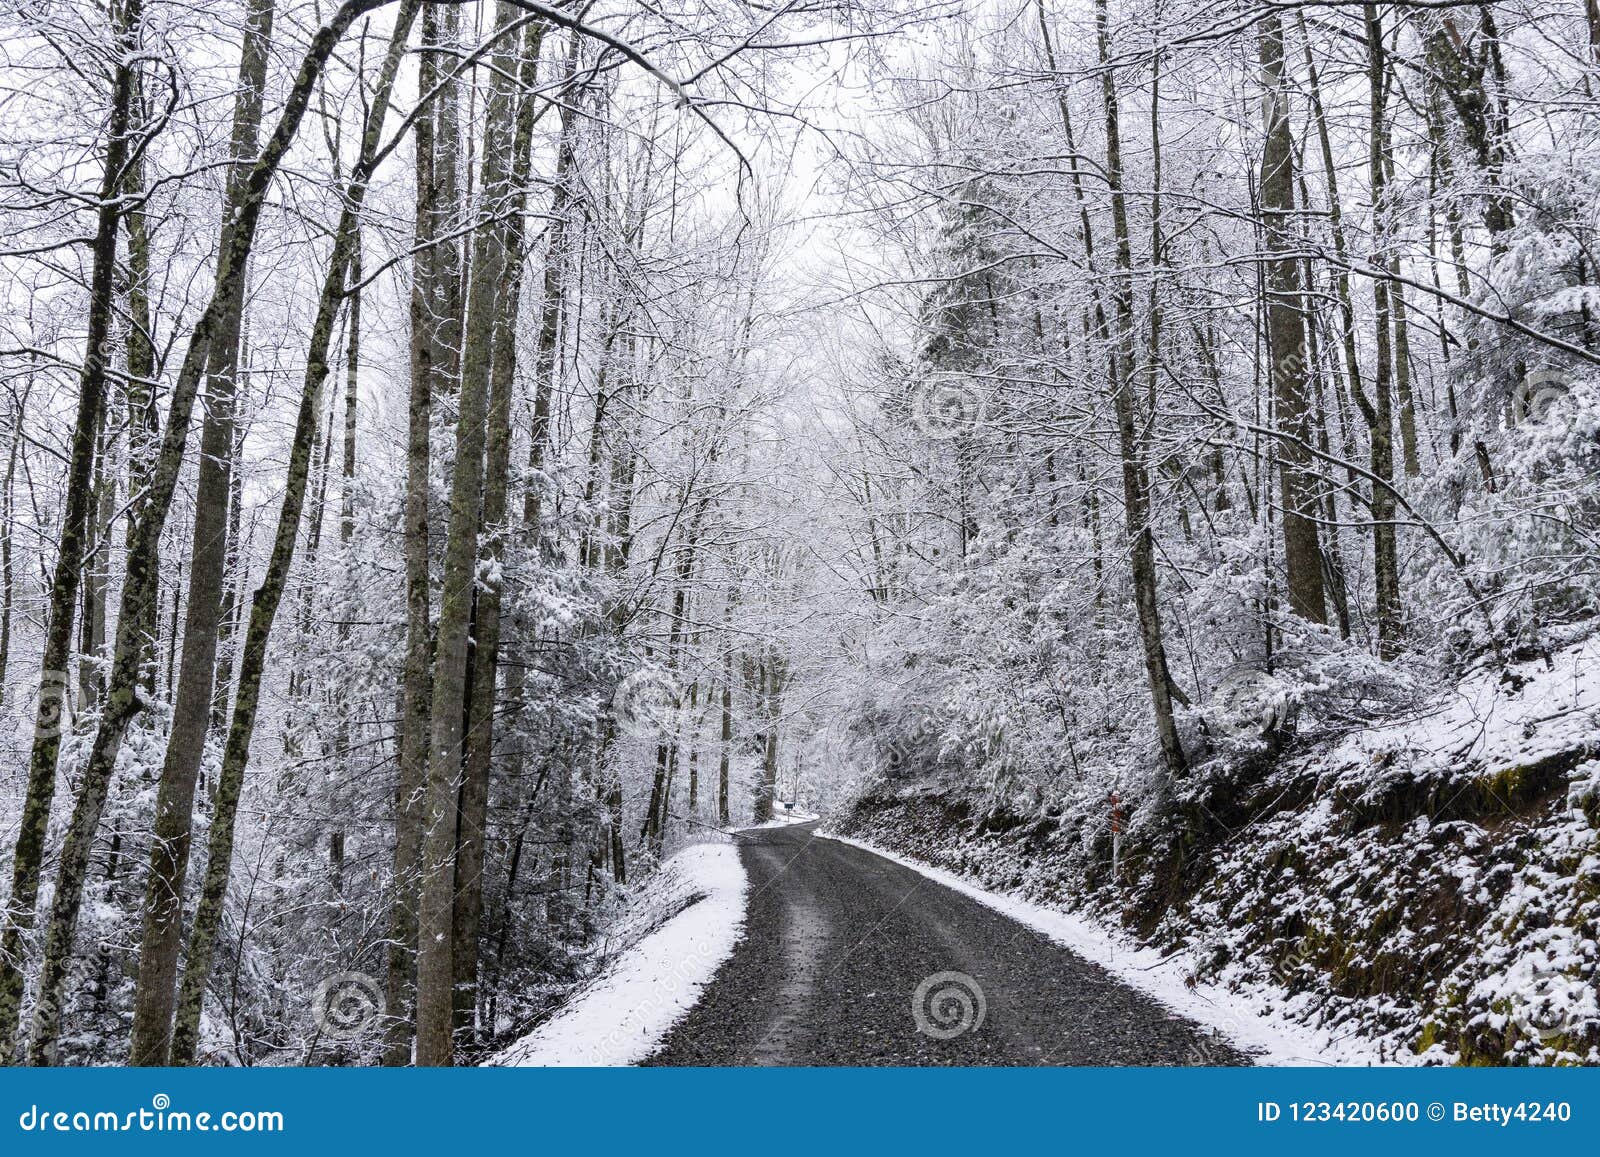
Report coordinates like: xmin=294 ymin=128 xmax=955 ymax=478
xmin=741 ymin=807 xmax=821 ymax=830
xmin=490 ymin=842 xmax=747 ymax=1066
xmin=816 ymin=830 xmax=1392 ymax=1067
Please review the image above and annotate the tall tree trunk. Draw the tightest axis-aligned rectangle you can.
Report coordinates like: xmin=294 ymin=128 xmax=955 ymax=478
xmin=1424 ymin=8 xmax=1516 ymax=243
xmin=718 ymin=620 xmax=734 ymax=826
xmin=385 ymin=0 xmax=456 ymax=1066
xmin=643 ymin=527 xmax=700 ymax=850
xmin=211 ymin=411 xmax=247 ymax=734
xmin=415 ymin=0 xmax=521 ymax=1067
xmin=485 ymin=32 xmax=577 ymax=1022
xmin=1260 ymin=12 xmax=1328 ymax=626
xmin=1095 ymin=0 xmax=1186 ymax=776
xmin=1381 ymin=150 xmax=1422 ymax=477
xmin=1390 ymin=256 xmax=1422 ymax=476
xmin=752 ymin=658 xmax=783 ymax=822
xmin=341 ymin=247 xmax=361 ymax=550
xmin=1366 ymin=4 xmax=1405 ymax=658
xmin=0 ymin=383 xmax=24 ymax=704
xmin=1294 ymin=217 xmax=1354 ymax=640
xmin=1299 ymin=15 xmax=1365 ymax=465
xmin=453 ymin=15 xmax=547 ymax=1046
xmin=124 ymin=89 xmax=160 ymax=554
xmin=78 ymin=439 xmax=114 ymax=711
xmin=127 ymin=0 xmax=276 ymax=1066
xmin=167 ymin=0 xmax=421 ymax=1066
xmin=685 ymin=679 xmax=699 ymax=815
xmin=0 ymin=0 xmax=145 ymax=1058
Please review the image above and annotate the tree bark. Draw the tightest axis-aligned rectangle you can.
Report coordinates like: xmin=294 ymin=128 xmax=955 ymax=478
xmin=1259 ymin=13 xmax=1327 ymax=626
xmin=718 ymin=626 xmax=734 ymax=825
xmin=166 ymin=0 xmax=421 ymax=1065
xmin=127 ymin=0 xmax=276 ymax=1066
xmin=453 ymin=14 xmax=547 ymax=1045
xmin=0 ymin=383 xmax=24 ymax=705
xmin=414 ymin=0 xmax=521 ymax=1067
xmin=1096 ymin=0 xmax=1185 ymax=776
xmin=0 ymin=0 xmax=145 ymax=1058
xmin=1298 ymin=16 xmax=1365 ymax=467
xmin=1366 ymin=4 xmax=1405 ymax=658
xmin=1424 ymin=9 xmax=1516 ymax=243
xmin=384 ymin=0 xmax=449 ymax=1068
xmin=752 ymin=657 xmax=784 ymax=822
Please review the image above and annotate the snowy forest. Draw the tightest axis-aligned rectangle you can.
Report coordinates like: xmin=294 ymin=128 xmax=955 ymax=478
xmin=0 ymin=0 xmax=1597 ymax=1068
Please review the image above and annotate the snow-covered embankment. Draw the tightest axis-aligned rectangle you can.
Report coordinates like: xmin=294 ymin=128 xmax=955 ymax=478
xmin=490 ymin=842 xmax=747 ymax=1066
xmin=832 ymin=635 xmax=1600 ymax=1066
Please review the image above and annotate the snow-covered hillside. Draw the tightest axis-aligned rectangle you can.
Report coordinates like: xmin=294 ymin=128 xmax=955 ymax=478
xmin=835 ymin=637 xmax=1600 ymax=1066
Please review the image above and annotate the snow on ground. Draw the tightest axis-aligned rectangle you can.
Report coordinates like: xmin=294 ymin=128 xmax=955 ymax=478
xmin=1319 ymin=628 xmax=1600 ymax=788
xmin=816 ymin=831 xmax=1392 ymax=1066
xmin=490 ymin=841 xmax=748 ymax=1066
xmin=830 ymin=633 xmax=1600 ymax=1065
xmin=741 ymin=805 xmax=821 ymax=829
xmin=1259 ymin=634 xmax=1600 ymax=1064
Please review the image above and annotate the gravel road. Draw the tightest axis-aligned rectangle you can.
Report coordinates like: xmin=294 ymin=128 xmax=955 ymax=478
xmin=645 ymin=822 xmax=1250 ymax=1066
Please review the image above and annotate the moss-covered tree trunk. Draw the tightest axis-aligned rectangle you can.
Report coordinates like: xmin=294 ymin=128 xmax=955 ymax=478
xmin=126 ymin=0 xmax=276 ymax=1067
xmin=164 ymin=0 xmax=421 ymax=1065
xmin=384 ymin=0 xmax=448 ymax=1068
xmin=453 ymin=15 xmax=547 ymax=1045
xmin=0 ymin=0 xmax=145 ymax=1060
xmin=415 ymin=0 xmax=521 ymax=1067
